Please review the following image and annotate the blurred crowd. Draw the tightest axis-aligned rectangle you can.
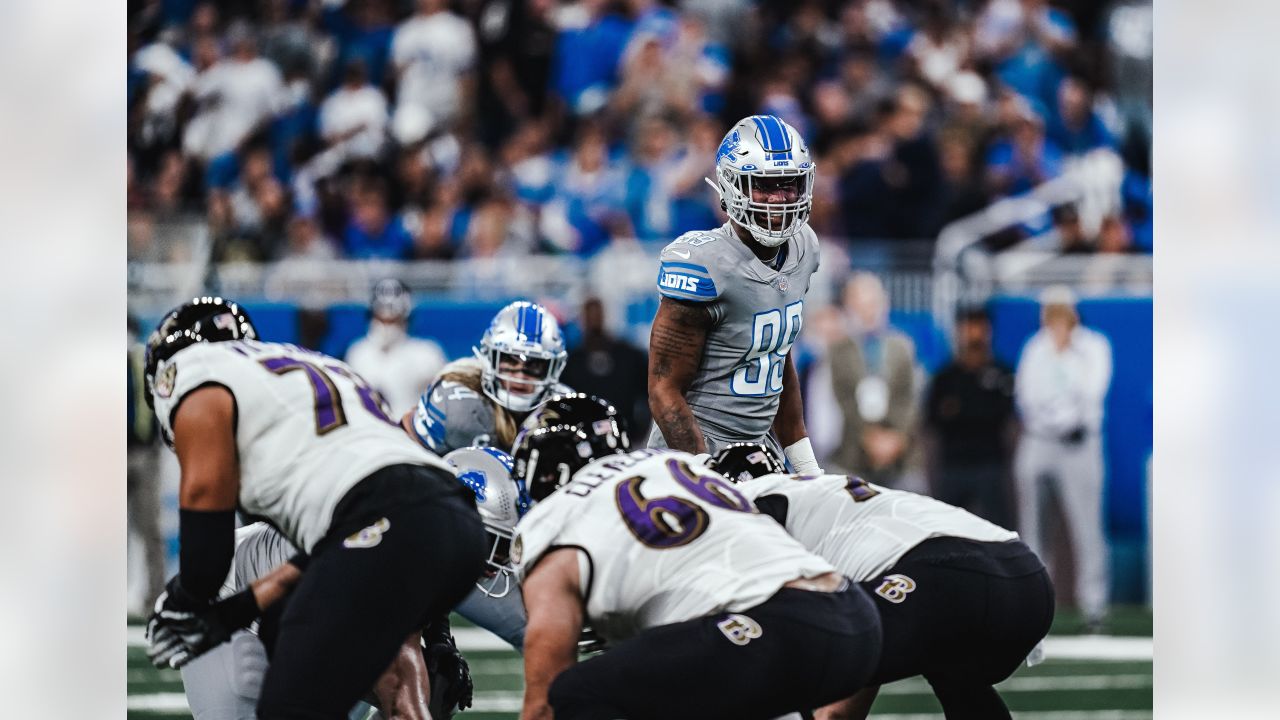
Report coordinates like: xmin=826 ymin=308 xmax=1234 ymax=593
xmin=127 ymin=0 xmax=1153 ymax=264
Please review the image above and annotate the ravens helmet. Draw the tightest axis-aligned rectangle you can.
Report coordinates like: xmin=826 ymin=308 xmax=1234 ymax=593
xmin=709 ymin=442 xmax=787 ymax=484
xmin=144 ymin=297 xmax=257 ymax=410
xmin=511 ymin=393 xmax=629 ymax=502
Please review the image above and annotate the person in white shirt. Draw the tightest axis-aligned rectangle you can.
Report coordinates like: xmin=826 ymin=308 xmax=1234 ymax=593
xmin=318 ymin=59 xmax=389 ymax=161
xmin=346 ymin=278 xmax=447 ymax=418
xmin=1014 ymin=285 xmax=1113 ymax=628
xmin=391 ymin=0 xmax=477 ymax=132
xmin=182 ymin=22 xmax=285 ymax=161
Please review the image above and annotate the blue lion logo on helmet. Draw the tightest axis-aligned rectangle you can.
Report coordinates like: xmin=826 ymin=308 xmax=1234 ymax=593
xmin=458 ymin=469 xmax=488 ymax=501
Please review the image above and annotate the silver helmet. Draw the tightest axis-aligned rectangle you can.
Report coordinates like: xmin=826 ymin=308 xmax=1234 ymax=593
xmin=706 ymin=115 xmax=815 ymax=247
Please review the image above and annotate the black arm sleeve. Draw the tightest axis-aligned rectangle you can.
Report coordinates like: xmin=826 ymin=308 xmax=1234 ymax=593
xmin=177 ymin=508 xmax=237 ymax=604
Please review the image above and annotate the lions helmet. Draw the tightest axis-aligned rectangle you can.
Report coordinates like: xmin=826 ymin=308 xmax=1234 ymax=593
xmin=444 ymin=446 xmax=530 ymax=598
xmin=475 ymin=301 xmax=567 ymax=413
xmin=144 ymin=297 xmax=257 ymax=410
xmin=512 ymin=393 xmax=629 ymax=502
xmin=707 ymin=115 xmax=815 ymax=247
xmin=709 ymin=442 xmax=787 ymax=483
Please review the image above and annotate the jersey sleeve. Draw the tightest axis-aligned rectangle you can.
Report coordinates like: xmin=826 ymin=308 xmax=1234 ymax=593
xmin=409 ymin=378 xmax=491 ymax=454
xmin=151 ymin=342 xmax=239 ymax=445
xmin=511 ymin=499 xmax=566 ymax=583
xmin=655 ymin=235 xmax=726 ymax=304
xmin=410 ymin=378 xmax=451 ymax=454
xmin=231 ymin=523 xmax=298 ymax=591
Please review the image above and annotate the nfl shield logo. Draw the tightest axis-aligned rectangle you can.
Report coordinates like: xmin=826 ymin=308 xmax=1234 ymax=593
xmin=775 ymin=276 xmax=790 ymax=293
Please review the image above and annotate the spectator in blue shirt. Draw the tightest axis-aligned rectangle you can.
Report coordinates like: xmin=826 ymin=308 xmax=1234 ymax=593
xmin=344 ymin=180 xmax=414 ymax=259
xmin=1047 ymin=76 xmax=1117 ymax=156
xmin=552 ymin=1 xmax=634 ymax=115
xmin=975 ymin=0 xmax=1077 ymax=111
xmin=546 ymin=125 xmax=629 ymax=256
xmin=985 ymin=100 xmax=1064 ymax=198
xmin=623 ymin=115 xmax=679 ymax=242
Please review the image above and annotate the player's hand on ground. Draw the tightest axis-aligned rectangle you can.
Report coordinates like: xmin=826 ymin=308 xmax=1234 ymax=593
xmin=146 ymin=578 xmax=257 ymax=669
xmin=425 ymin=632 xmax=474 ymax=712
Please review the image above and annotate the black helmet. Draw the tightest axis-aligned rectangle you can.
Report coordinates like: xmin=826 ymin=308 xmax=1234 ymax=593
xmin=512 ymin=393 xmax=630 ymax=502
xmin=144 ymin=297 xmax=257 ymax=409
xmin=708 ymin=442 xmax=787 ymax=484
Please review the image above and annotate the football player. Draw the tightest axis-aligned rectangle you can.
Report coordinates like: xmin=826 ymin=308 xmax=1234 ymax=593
xmin=402 ymin=299 xmax=570 ymax=650
xmin=710 ymin=443 xmax=1055 ymax=720
xmin=345 ymin=278 xmax=447 ymax=416
xmin=143 ymin=297 xmax=487 ymax=719
xmin=647 ymin=115 xmax=823 ymax=475
xmin=510 ymin=394 xmax=883 ymax=720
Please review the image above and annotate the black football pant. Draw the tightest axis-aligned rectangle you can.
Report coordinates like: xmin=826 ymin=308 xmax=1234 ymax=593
xmin=548 ymin=583 xmax=883 ymax=720
xmin=255 ymin=464 xmax=486 ymax=719
xmin=858 ymin=537 xmax=1055 ymax=719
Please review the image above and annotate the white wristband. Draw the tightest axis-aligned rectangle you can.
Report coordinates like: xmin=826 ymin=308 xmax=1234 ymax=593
xmin=783 ymin=437 xmax=823 ymax=475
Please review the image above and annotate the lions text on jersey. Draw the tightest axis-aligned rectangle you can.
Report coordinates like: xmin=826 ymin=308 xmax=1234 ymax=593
xmin=649 ymin=221 xmax=820 ymax=453
xmin=152 ymin=339 xmax=453 ymax=553
xmin=512 ymin=449 xmax=834 ymax=645
xmin=736 ymin=473 xmax=1018 ymax=581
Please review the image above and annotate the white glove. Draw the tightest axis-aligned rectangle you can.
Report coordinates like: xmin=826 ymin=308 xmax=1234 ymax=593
xmin=783 ymin=438 xmax=823 ymax=475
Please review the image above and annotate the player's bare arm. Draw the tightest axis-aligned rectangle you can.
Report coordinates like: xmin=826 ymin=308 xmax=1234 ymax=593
xmin=648 ymin=296 xmax=713 ymax=453
xmin=173 ymin=385 xmax=240 ymax=511
xmin=771 ymin=353 xmax=808 ymax=447
xmin=372 ymin=632 xmax=434 ymax=720
xmin=814 ymin=685 xmax=880 ymax=720
xmin=520 ymin=549 xmax=586 ymax=720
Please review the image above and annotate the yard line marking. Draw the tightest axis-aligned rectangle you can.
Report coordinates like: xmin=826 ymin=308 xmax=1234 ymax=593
xmin=879 ymin=674 xmax=1152 ymax=696
xmin=128 ymin=625 xmax=514 ymax=652
xmin=126 ymin=691 xmax=533 ymax=714
xmin=1043 ymin=635 xmax=1154 ymax=661
xmin=871 ymin=713 xmax=1150 ymax=720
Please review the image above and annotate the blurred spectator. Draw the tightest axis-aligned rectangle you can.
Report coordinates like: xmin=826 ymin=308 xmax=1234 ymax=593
xmin=1083 ymin=214 xmax=1151 ymax=294
xmin=985 ymin=98 xmax=1064 ymax=198
xmin=129 ymin=30 xmax=195 ymax=163
xmin=1014 ymin=285 xmax=1113 ymax=629
xmin=924 ymin=307 xmax=1018 ymax=528
xmin=552 ymin=0 xmax=634 ymax=116
xmin=259 ymin=0 xmax=334 ymax=84
xmin=561 ymin=297 xmax=650 ymax=445
xmin=544 ymin=124 xmax=629 ymax=256
xmin=835 ymin=47 xmax=895 ymax=123
xmin=323 ymin=0 xmax=397 ymax=92
xmin=344 ymin=179 xmax=414 ymax=259
xmin=473 ymin=0 xmax=558 ymax=146
xmin=208 ymin=145 xmax=290 ymax=260
xmin=623 ymin=115 xmax=680 ymax=242
xmin=666 ymin=113 xmax=723 ymax=235
xmin=345 ymin=278 xmax=446 ymax=417
xmin=1045 ymin=203 xmax=1093 ymax=254
xmin=127 ymin=316 xmax=165 ymax=611
xmin=318 ymin=59 xmax=388 ymax=161
xmin=391 ymin=0 xmax=477 ymax=134
xmin=906 ymin=1 xmax=970 ymax=92
xmin=937 ymin=131 xmax=991 ymax=227
xmin=1048 ymin=76 xmax=1117 ymax=156
xmin=611 ymin=32 xmax=692 ymax=127
xmin=974 ymin=0 xmax=1078 ymax=111
xmin=828 ymin=272 xmax=918 ymax=485
xmin=182 ymin=21 xmax=284 ymax=162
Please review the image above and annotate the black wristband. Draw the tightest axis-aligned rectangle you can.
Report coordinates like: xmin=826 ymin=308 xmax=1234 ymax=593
xmin=215 ymin=588 xmax=262 ymax=631
xmin=178 ymin=508 xmax=236 ymax=604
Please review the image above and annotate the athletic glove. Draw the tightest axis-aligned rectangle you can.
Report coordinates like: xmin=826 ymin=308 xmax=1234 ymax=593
xmin=424 ymin=623 xmax=473 ymax=716
xmin=146 ymin=577 xmax=259 ymax=669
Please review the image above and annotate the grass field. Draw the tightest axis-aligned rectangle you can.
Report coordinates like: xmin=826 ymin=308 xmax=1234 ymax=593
xmin=128 ymin=607 xmax=1153 ymax=719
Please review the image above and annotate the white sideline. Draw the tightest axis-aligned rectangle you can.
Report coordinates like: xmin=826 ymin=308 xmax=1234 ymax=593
xmin=129 ymin=626 xmax=1154 ymax=662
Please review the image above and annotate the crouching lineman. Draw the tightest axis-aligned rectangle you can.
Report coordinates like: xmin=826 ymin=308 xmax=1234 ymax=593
xmin=142 ymin=297 xmax=487 ymax=718
xmin=510 ymin=394 xmax=882 ymax=720
xmin=710 ymin=443 xmax=1055 ymax=720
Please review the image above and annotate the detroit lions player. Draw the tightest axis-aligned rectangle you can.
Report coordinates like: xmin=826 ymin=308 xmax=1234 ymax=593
xmin=402 ymin=300 xmax=567 ymax=650
xmin=711 ymin=443 xmax=1054 ymax=720
xmin=404 ymin=300 xmax=569 ymax=456
xmin=510 ymin=394 xmax=882 ymax=720
xmin=142 ymin=297 xmax=486 ymax=719
xmin=648 ymin=115 xmax=823 ymax=474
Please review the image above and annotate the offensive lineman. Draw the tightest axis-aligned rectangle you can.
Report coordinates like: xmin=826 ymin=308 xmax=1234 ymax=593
xmin=511 ymin=394 xmax=883 ymax=720
xmin=648 ymin=114 xmax=822 ymax=474
xmin=143 ymin=297 xmax=486 ymax=718
xmin=402 ymin=299 xmax=570 ymax=650
xmin=711 ymin=443 xmax=1055 ymax=719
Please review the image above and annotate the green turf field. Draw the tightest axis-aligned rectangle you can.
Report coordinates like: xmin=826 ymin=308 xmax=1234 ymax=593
xmin=128 ymin=607 xmax=1153 ymax=719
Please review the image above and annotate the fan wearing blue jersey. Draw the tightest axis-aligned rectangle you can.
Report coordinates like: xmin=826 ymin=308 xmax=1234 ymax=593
xmin=648 ymin=115 xmax=823 ymax=474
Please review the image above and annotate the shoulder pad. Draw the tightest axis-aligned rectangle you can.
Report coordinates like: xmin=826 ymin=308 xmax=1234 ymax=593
xmin=656 ymin=237 xmax=724 ymax=303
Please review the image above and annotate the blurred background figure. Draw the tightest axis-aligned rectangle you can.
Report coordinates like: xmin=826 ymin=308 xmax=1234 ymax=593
xmin=345 ymin=278 xmax=446 ymax=417
xmin=1014 ymin=285 xmax=1113 ymax=630
xmin=924 ymin=306 xmax=1018 ymax=528
xmin=561 ymin=297 xmax=650 ymax=446
xmin=127 ymin=315 xmax=165 ymax=613
xmin=828 ymin=272 xmax=918 ymax=486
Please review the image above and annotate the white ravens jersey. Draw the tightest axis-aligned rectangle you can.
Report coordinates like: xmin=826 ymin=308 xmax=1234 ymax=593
xmin=512 ymin=449 xmax=835 ymax=645
xmin=736 ymin=474 xmax=1018 ymax=581
xmin=152 ymin=340 xmax=452 ymax=553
